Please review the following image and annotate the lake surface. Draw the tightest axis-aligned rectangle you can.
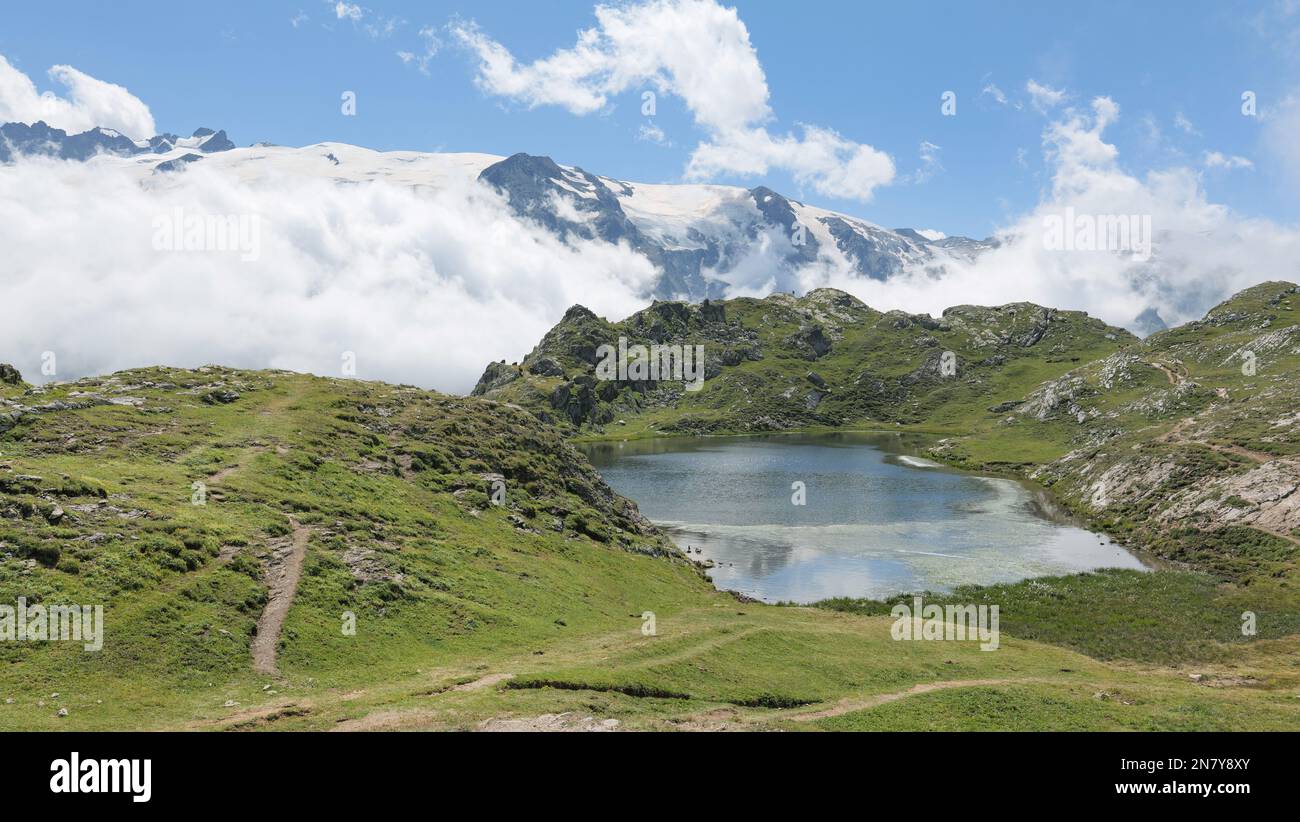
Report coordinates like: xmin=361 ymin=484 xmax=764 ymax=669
xmin=581 ymin=433 xmax=1147 ymax=604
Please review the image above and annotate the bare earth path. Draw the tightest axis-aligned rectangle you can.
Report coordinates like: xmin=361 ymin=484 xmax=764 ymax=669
xmin=1146 ymin=360 xmax=1187 ymax=386
xmin=1247 ymin=522 xmax=1300 ymax=548
xmin=453 ymin=673 xmax=515 ymax=692
xmin=781 ymin=678 xmax=1042 ymax=722
xmin=251 ymin=517 xmax=310 ymax=676
xmin=1157 ymin=412 xmax=1298 ymax=546
xmin=207 ymin=456 xmax=253 ymax=485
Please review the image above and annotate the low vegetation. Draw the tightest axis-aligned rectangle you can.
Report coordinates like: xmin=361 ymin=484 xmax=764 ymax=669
xmin=1 ymin=281 xmax=1297 ymax=730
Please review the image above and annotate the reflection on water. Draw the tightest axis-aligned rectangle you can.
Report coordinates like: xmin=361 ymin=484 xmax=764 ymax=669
xmin=581 ymin=432 xmax=1147 ymax=604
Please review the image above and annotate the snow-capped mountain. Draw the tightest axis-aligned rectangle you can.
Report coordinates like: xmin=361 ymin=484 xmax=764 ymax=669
xmin=0 ymin=121 xmax=996 ymax=300
xmin=476 ymin=152 xmax=997 ymax=299
xmin=0 ymin=121 xmax=235 ymax=162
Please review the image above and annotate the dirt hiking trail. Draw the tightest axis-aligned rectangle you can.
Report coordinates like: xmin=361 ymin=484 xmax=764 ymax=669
xmin=251 ymin=517 xmax=310 ymax=676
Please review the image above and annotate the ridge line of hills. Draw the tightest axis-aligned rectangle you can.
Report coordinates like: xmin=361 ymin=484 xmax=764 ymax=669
xmin=1 ymin=280 xmax=1298 ymax=730
xmin=473 ymin=280 xmax=1300 ymax=580
xmin=1 ymin=118 xmax=1014 ymax=305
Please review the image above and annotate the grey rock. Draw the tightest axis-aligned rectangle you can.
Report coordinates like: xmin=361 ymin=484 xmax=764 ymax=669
xmin=198 ymin=129 xmax=235 ymax=152
xmin=154 ymin=153 xmax=203 ymax=174
xmin=472 ymin=361 xmax=521 ymax=396
xmin=200 ymin=389 xmax=240 ymax=405
xmin=1133 ymin=307 xmax=1168 ymax=336
xmin=1 ymin=121 xmax=238 ymax=164
xmin=786 ymin=325 xmax=832 ymax=360
xmin=528 ymin=357 xmax=566 ymax=378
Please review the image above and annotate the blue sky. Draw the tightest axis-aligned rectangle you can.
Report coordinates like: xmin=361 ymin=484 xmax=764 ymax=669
xmin=2 ymin=0 xmax=1297 ymax=237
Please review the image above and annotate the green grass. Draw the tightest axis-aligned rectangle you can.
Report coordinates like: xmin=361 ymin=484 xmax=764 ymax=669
xmin=0 ymin=367 xmax=712 ymax=729
xmin=809 ymin=682 xmax=1300 ymax=731
xmin=815 ymin=568 xmax=1300 ymax=664
xmin=479 ymin=289 xmax=1135 ymax=441
xmin=3 ymin=281 xmax=1300 ymax=730
xmin=3 ymin=362 xmax=1295 ymax=731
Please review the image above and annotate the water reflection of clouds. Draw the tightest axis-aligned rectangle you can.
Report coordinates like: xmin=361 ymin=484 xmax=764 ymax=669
xmin=587 ymin=435 xmax=1148 ymax=603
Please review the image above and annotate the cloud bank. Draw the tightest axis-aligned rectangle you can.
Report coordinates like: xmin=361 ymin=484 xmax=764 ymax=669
xmin=783 ymin=96 xmax=1300 ymax=330
xmin=450 ymin=0 xmax=895 ymax=201
xmin=0 ymin=155 xmax=658 ymax=393
xmin=3 ymin=52 xmax=1297 ymax=397
xmin=0 ymin=55 xmax=155 ymax=139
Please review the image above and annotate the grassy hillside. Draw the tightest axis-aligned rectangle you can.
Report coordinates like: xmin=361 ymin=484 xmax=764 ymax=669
xmin=473 ymin=288 xmax=1135 ymax=443
xmin=2 ymin=284 xmax=1299 ymax=731
xmin=0 ymin=367 xmax=713 ymax=728
xmin=477 ymin=283 xmax=1300 ymax=575
xmin=930 ymin=282 xmax=1300 ymax=575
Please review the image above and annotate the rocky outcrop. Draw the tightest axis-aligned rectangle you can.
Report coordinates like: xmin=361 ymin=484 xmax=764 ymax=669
xmin=0 ymin=121 xmax=238 ymax=165
xmin=472 ymin=361 xmax=522 ymax=396
xmin=785 ymin=325 xmax=832 ymax=360
xmin=528 ymin=358 xmax=565 ymax=378
xmin=549 ymin=376 xmax=613 ymax=426
xmin=474 ymin=288 xmax=1135 ymax=434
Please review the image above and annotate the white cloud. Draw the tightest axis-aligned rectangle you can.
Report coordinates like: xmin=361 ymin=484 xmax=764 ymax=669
xmin=0 ymin=155 xmax=658 ymax=394
xmin=637 ymin=122 xmax=670 ymax=146
xmin=1203 ymin=150 xmax=1253 ymax=170
xmin=1262 ymin=91 xmax=1300 ymax=187
xmin=981 ymin=83 xmax=1009 ymax=106
xmin=1026 ymin=79 xmax=1066 ymax=113
xmin=0 ymin=54 xmax=155 ymax=139
xmin=290 ymin=11 xmax=309 ymax=28
xmin=980 ymin=80 xmax=1023 ymax=111
xmin=397 ymin=26 xmax=440 ymax=75
xmin=683 ymin=123 xmax=894 ymax=201
xmin=364 ymin=16 xmax=402 ymax=39
xmin=1137 ymin=113 xmax=1177 ymax=157
xmin=1251 ymin=1 xmax=1300 ymax=56
xmin=781 ymin=94 xmax=1300 ymax=333
xmin=334 ymin=2 xmax=363 ymax=22
xmin=1173 ymin=111 xmax=1200 ymax=136
xmin=327 ymin=1 xmax=400 ymax=38
xmin=911 ymin=140 xmax=943 ymax=184
xmin=449 ymin=0 xmax=895 ymax=201
xmin=6 ymin=53 xmax=1296 ymax=395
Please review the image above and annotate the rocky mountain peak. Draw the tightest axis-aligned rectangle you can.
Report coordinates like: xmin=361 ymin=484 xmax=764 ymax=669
xmin=0 ymin=363 xmax=23 ymax=386
xmin=0 ymin=120 xmax=236 ymax=164
xmin=562 ymin=305 xmax=599 ymax=322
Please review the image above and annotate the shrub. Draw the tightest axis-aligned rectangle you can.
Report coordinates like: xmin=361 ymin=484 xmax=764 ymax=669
xmin=226 ymin=553 xmax=263 ymax=580
xmin=29 ymin=542 xmax=60 ymax=568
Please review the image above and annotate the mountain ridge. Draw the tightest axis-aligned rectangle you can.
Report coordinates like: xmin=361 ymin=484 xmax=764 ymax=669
xmin=0 ymin=120 xmax=234 ymax=163
xmin=472 ymin=286 xmax=1134 ymax=432
xmin=473 ymin=280 xmax=1300 ymax=582
xmin=3 ymin=292 xmax=1299 ymax=729
xmin=0 ymin=119 xmax=993 ymax=300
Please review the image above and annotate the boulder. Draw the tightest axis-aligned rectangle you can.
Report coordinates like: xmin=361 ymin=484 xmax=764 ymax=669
xmin=471 ymin=361 xmax=520 ymax=396
xmin=786 ymin=325 xmax=832 ymax=360
xmin=528 ymin=357 xmax=566 ymax=378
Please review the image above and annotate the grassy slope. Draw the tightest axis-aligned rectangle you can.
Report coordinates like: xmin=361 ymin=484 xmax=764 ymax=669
xmin=0 ymin=367 xmax=710 ymax=729
xmin=928 ymin=282 xmax=1300 ymax=574
xmin=477 ymin=289 xmax=1136 ymax=446
xmin=1 ymin=364 xmax=1297 ymax=731
xmin=471 ymin=283 xmax=1300 ymax=731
